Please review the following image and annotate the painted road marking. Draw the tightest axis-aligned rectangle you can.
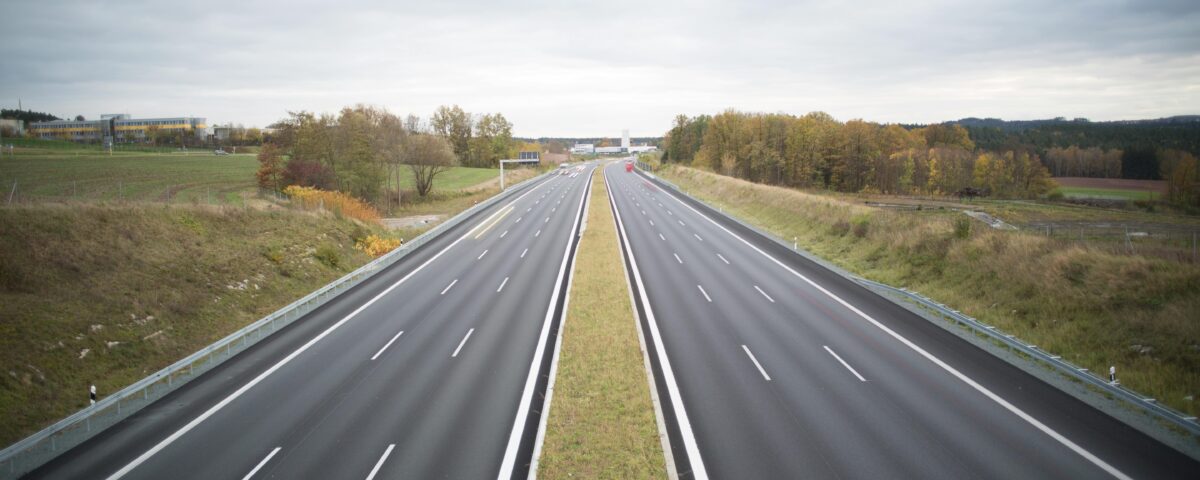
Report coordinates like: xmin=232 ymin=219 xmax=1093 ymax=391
xmin=441 ymin=279 xmax=458 ymax=295
xmin=474 ymin=206 xmax=513 ymax=239
xmin=452 ymin=328 xmax=475 ymax=358
xmin=679 ymin=220 xmax=686 ymax=226
xmin=649 ymin=219 xmax=655 ymax=226
xmin=536 ymin=229 xmax=542 ymax=237
xmin=694 ymin=233 xmax=704 ymax=242
xmin=241 ymin=447 xmax=281 ymax=480
xmin=497 ymin=276 xmax=510 ymax=293
xmin=754 ymin=285 xmax=775 ymax=303
xmin=478 ymin=249 xmax=489 ymax=260
xmin=824 ymin=345 xmax=867 ymax=382
xmin=500 ymin=230 xmax=509 ymax=238
xmin=370 ymin=330 xmax=405 ymax=361
xmin=659 ymin=233 xmax=666 ymax=241
xmin=743 ymin=345 xmax=772 ymax=381
xmin=521 ymin=248 xmax=529 ymax=258
xmin=674 ymin=253 xmax=683 ymax=264
xmin=717 ymin=253 xmax=730 ymax=264
xmin=365 ymin=444 xmax=395 ymax=480
xmin=697 ymin=284 xmax=712 ymax=302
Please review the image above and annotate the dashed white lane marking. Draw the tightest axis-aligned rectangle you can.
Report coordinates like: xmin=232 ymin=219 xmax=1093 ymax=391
xmin=649 ymin=219 xmax=655 ymax=226
xmin=241 ymin=447 xmax=281 ymax=480
xmin=754 ymin=285 xmax=775 ymax=303
xmin=545 ymin=217 xmax=550 ymax=223
xmin=500 ymin=230 xmax=508 ymax=238
xmin=694 ymin=233 xmax=703 ymax=242
xmin=717 ymin=253 xmax=730 ymax=264
xmin=441 ymin=279 xmax=458 ymax=295
xmin=659 ymin=233 xmax=666 ymax=241
xmin=667 ymin=210 xmax=673 ymax=216
xmin=521 ymin=248 xmax=529 ymax=258
xmin=679 ymin=220 xmax=686 ymax=226
xmin=641 ymin=210 xmax=646 ymax=215
xmin=497 ymin=276 xmax=510 ymax=293
xmin=743 ymin=345 xmax=772 ymax=381
xmin=824 ymin=345 xmax=867 ymax=382
xmin=535 ymin=229 xmax=542 ymax=237
xmin=697 ymin=284 xmax=712 ymax=302
xmin=370 ymin=330 xmax=405 ymax=360
xmin=452 ymin=328 xmax=475 ymax=357
xmin=674 ymin=253 xmax=683 ymax=264
xmin=478 ymin=249 xmax=489 ymax=260
xmin=527 ymin=207 xmax=532 ymax=212
xmin=516 ymin=216 xmax=523 ymax=223
xmin=365 ymin=444 xmax=395 ymax=480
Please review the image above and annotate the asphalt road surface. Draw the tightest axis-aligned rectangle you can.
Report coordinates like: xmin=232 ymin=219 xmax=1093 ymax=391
xmin=604 ymin=161 xmax=1200 ymax=479
xmin=28 ymin=164 xmax=595 ymax=479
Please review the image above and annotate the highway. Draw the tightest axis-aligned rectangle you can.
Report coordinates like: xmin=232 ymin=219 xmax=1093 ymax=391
xmin=28 ymin=164 xmax=595 ymax=479
xmin=604 ymin=161 xmax=1200 ymax=479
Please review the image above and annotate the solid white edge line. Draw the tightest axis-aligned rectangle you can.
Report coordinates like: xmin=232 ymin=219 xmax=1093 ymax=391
xmin=697 ymin=284 xmax=712 ymax=302
xmin=754 ymin=285 xmax=775 ymax=303
xmin=529 ymin=166 xmax=595 ymax=478
xmin=823 ymin=345 xmax=867 ymax=382
xmin=365 ymin=444 xmax=395 ymax=480
xmin=241 ymin=446 xmax=281 ymax=480
xmin=370 ymin=330 xmax=405 ymax=361
xmin=497 ymin=276 xmax=510 ymax=293
xmin=441 ymin=279 xmax=458 ymax=295
xmin=103 ymin=173 xmax=557 ymax=480
xmin=742 ymin=345 xmax=772 ymax=381
xmin=498 ymin=166 xmax=594 ymax=479
xmin=609 ymin=167 xmax=709 ymax=479
xmin=452 ymin=328 xmax=475 ymax=358
xmin=645 ymin=171 xmax=1133 ymax=480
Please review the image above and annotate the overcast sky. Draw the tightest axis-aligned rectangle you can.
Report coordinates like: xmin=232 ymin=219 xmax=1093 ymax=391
xmin=2 ymin=0 xmax=1197 ymax=137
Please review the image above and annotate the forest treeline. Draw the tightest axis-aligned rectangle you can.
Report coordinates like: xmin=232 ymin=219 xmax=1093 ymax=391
xmin=664 ymin=111 xmax=1055 ymax=199
xmin=256 ymin=104 xmax=531 ymax=206
xmin=665 ymin=110 xmax=1200 ymax=207
xmin=958 ymin=117 xmax=1200 ymax=162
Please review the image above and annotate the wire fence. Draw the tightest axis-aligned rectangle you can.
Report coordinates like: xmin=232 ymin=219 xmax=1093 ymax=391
xmin=0 ymin=170 xmax=551 ymax=479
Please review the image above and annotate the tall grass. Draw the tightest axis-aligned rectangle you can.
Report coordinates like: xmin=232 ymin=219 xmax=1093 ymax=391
xmin=661 ymin=165 xmax=1200 ymax=418
xmin=283 ymin=185 xmax=381 ymax=223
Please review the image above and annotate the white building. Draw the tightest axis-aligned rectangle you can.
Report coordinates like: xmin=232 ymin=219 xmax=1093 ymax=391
xmin=571 ymin=143 xmax=595 ymax=154
xmin=622 ymin=129 xmax=630 ymax=150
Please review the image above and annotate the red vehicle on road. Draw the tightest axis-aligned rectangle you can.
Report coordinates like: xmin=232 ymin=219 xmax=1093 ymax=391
xmin=625 ymin=161 xmax=634 ymax=172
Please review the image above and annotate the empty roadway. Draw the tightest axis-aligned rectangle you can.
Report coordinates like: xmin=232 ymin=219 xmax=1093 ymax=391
xmin=28 ymin=164 xmax=595 ymax=479
xmin=604 ymin=161 xmax=1199 ymax=479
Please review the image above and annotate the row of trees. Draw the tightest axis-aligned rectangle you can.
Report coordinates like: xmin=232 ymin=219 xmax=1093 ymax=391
xmin=664 ymin=111 xmax=1054 ymax=198
xmin=429 ymin=105 xmax=518 ymax=168
xmin=1043 ymin=146 xmax=1123 ymax=178
xmin=256 ymin=105 xmax=460 ymax=206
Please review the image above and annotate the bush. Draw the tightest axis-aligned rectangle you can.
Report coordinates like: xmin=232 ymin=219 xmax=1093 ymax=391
xmin=284 ymin=185 xmax=381 ymax=223
xmin=355 ymin=234 xmax=401 ymax=257
xmin=851 ymin=216 xmax=870 ymax=238
xmin=954 ymin=217 xmax=972 ymax=239
xmin=313 ymin=244 xmax=342 ymax=269
xmin=1046 ymin=190 xmax=1065 ymax=201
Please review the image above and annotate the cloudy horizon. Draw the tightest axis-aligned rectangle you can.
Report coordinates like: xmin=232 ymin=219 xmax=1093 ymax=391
xmin=2 ymin=0 xmax=1198 ymax=137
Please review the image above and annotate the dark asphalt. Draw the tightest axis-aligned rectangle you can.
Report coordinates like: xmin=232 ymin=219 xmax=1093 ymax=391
xmin=28 ymin=165 xmax=595 ymax=479
xmin=604 ymin=161 xmax=1200 ymax=480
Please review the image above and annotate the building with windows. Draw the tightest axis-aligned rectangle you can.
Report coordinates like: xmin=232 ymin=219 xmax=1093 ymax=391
xmin=571 ymin=143 xmax=594 ymax=154
xmin=30 ymin=114 xmax=207 ymax=143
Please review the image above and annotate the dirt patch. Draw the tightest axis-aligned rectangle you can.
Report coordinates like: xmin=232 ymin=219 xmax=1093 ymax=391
xmin=1055 ymin=177 xmax=1167 ymax=193
xmin=382 ymin=215 xmax=444 ymax=229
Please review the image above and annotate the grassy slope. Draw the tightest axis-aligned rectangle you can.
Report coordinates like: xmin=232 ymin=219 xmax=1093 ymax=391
xmin=659 ymin=164 xmax=1200 ymax=418
xmin=1058 ymin=186 xmax=1159 ymax=201
xmin=0 ymin=205 xmax=391 ymax=445
xmin=540 ymin=168 xmax=666 ymax=478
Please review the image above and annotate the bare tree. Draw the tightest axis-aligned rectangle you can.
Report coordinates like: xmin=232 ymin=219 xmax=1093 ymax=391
xmin=406 ymin=134 xmax=457 ymax=196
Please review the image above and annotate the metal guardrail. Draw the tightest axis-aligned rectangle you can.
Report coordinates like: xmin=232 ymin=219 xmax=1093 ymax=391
xmin=636 ymin=166 xmax=1200 ymax=439
xmin=854 ymin=278 xmax=1200 ymax=437
xmin=0 ymin=171 xmax=552 ymax=479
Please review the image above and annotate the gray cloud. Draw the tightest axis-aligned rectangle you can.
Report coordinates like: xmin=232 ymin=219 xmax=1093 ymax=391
xmin=1 ymin=0 xmax=1197 ymax=137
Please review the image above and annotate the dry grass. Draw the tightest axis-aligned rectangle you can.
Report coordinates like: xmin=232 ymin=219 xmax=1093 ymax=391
xmin=661 ymin=164 xmax=1200 ymax=418
xmin=539 ymin=169 xmax=667 ymax=478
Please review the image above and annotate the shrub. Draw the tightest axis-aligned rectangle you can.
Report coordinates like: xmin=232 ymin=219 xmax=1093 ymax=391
xmin=313 ymin=244 xmax=342 ymax=269
xmin=954 ymin=217 xmax=972 ymax=239
xmin=851 ymin=216 xmax=870 ymax=238
xmin=355 ymin=234 xmax=402 ymax=257
xmin=1046 ymin=190 xmax=1065 ymax=201
xmin=284 ymin=185 xmax=381 ymax=224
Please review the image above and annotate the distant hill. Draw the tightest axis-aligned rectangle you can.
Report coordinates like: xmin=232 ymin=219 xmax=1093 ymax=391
xmin=913 ymin=116 xmax=1200 ymax=157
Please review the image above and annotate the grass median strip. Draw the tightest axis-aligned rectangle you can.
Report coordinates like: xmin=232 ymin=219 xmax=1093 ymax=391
xmin=539 ymin=168 xmax=667 ymax=478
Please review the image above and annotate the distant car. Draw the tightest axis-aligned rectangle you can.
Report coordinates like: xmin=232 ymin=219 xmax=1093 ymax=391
xmin=213 ymin=149 xmax=229 ymax=155
xmin=625 ymin=160 xmax=634 ymax=172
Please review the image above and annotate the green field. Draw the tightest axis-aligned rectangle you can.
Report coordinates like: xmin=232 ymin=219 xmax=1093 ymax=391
xmin=0 ymin=145 xmax=511 ymax=205
xmin=1057 ymin=186 xmax=1159 ymax=201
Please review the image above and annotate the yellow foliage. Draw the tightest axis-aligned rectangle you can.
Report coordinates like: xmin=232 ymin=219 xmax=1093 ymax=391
xmin=355 ymin=234 xmax=402 ymax=257
xmin=283 ymin=185 xmax=381 ymax=223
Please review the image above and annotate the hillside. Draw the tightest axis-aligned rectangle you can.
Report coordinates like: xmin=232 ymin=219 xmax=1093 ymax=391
xmin=0 ymin=205 xmax=386 ymax=446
